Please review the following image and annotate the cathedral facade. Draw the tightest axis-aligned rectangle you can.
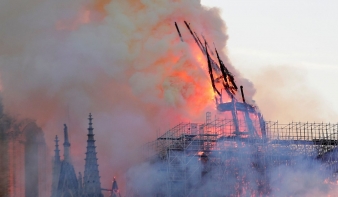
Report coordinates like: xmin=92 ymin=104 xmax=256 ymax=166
xmin=51 ymin=114 xmax=104 ymax=197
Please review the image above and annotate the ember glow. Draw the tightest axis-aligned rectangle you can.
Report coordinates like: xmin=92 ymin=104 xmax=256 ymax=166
xmin=0 ymin=0 xmax=252 ymax=131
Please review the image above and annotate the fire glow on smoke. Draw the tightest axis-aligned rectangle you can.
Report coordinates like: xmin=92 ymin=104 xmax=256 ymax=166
xmin=1 ymin=0 xmax=242 ymax=124
xmin=0 ymin=0 xmax=248 ymax=191
xmin=1 ymin=0 xmax=337 ymax=196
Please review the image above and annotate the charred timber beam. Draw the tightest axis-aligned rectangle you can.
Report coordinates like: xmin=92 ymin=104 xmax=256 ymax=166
xmin=184 ymin=21 xmax=205 ymax=54
xmin=206 ymin=41 xmax=221 ymax=96
xmin=240 ymin=86 xmax=246 ymax=103
xmin=215 ymin=47 xmax=238 ymax=94
xmin=174 ymin=22 xmax=183 ymax=42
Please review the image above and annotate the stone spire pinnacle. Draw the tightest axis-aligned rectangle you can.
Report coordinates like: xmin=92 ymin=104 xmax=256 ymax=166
xmin=110 ymin=177 xmax=121 ymax=197
xmin=63 ymin=124 xmax=71 ymax=162
xmin=83 ymin=113 xmax=103 ymax=197
xmin=54 ymin=135 xmax=60 ymax=163
xmin=88 ymin=113 xmax=94 ymax=135
xmin=51 ymin=135 xmax=61 ymax=197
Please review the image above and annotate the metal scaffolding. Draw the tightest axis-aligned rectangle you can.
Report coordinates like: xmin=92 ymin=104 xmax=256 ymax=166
xmin=144 ymin=113 xmax=338 ymax=197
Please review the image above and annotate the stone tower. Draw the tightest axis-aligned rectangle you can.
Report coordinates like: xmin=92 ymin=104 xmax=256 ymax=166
xmin=51 ymin=124 xmax=79 ymax=197
xmin=83 ymin=113 xmax=103 ymax=197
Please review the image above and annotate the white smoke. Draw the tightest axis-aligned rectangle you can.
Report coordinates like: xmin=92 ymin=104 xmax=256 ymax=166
xmin=127 ymin=140 xmax=338 ymax=197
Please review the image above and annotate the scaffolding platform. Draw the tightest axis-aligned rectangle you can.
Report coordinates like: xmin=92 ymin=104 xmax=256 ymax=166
xmin=142 ymin=113 xmax=338 ymax=197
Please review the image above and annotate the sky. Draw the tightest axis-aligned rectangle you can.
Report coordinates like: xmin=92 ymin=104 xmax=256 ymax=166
xmin=201 ymin=0 xmax=338 ymax=122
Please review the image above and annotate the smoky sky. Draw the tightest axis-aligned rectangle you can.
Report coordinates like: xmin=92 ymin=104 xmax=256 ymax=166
xmin=0 ymin=0 xmax=258 ymax=191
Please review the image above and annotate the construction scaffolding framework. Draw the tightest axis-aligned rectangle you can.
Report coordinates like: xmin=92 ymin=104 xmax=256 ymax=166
xmin=144 ymin=113 xmax=338 ymax=197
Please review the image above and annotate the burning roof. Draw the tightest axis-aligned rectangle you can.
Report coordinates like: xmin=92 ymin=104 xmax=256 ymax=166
xmin=176 ymin=21 xmax=238 ymax=100
xmin=174 ymin=21 xmax=265 ymax=138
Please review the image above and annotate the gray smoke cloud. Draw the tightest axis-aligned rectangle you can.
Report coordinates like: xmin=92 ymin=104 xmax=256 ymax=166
xmin=0 ymin=0 xmax=257 ymax=192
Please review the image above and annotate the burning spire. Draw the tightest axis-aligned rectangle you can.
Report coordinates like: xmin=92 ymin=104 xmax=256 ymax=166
xmin=177 ymin=21 xmax=239 ymax=103
xmin=173 ymin=21 xmax=266 ymax=138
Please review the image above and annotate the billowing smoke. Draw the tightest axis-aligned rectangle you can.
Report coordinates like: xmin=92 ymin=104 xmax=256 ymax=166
xmin=127 ymin=140 xmax=338 ymax=197
xmin=0 ymin=0 xmax=256 ymax=192
xmin=1 ymin=0 xmax=338 ymax=196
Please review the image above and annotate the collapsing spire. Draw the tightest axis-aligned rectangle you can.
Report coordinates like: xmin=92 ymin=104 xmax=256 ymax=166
xmin=175 ymin=21 xmax=239 ymax=99
xmin=215 ymin=47 xmax=237 ymax=95
xmin=173 ymin=21 xmax=265 ymax=138
xmin=205 ymin=41 xmax=221 ymax=96
xmin=83 ymin=113 xmax=103 ymax=197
